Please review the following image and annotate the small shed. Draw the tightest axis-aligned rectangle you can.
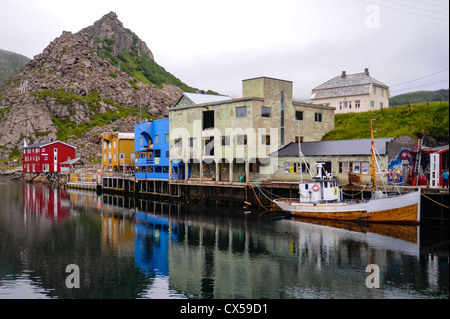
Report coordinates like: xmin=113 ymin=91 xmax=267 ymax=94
xmin=60 ymin=158 xmax=84 ymax=173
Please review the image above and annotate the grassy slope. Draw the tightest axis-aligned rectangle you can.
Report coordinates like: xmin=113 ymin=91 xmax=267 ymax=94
xmin=322 ymin=101 xmax=449 ymax=141
xmin=389 ymin=89 xmax=449 ymax=107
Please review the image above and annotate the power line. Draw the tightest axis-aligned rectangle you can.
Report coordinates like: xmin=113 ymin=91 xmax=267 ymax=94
xmin=390 ymin=68 xmax=449 ymax=87
xmin=391 ymin=79 xmax=449 ymax=93
xmin=412 ymin=0 xmax=449 ymax=10
xmin=383 ymin=0 xmax=449 ymax=17
xmin=356 ymin=0 xmax=449 ymax=22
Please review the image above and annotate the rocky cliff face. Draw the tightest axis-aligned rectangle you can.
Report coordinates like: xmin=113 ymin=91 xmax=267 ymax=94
xmin=0 ymin=12 xmax=186 ymax=163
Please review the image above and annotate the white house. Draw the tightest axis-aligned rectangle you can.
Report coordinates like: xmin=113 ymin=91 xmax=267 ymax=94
xmin=310 ymin=68 xmax=390 ymax=114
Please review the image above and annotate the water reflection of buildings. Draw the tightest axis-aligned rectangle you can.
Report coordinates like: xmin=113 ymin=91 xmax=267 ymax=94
xmin=23 ymin=183 xmax=71 ymax=220
xmin=97 ymin=194 xmax=445 ymax=299
xmin=101 ymin=194 xmax=134 ymax=255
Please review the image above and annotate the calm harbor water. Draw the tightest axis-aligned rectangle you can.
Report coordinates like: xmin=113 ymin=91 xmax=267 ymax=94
xmin=0 ymin=176 xmax=448 ymax=299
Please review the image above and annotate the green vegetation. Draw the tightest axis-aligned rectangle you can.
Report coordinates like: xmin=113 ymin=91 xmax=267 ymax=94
xmin=34 ymin=89 xmax=102 ymax=109
xmin=0 ymin=49 xmax=31 ymax=83
xmin=97 ymin=38 xmax=196 ymax=92
xmin=33 ymin=88 xmax=157 ymax=141
xmin=389 ymin=89 xmax=449 ymax=107
xmin=322 ymin=101 xmax=449 ymax=141
xmin=8 ymin=147 xmax=22 ymax=161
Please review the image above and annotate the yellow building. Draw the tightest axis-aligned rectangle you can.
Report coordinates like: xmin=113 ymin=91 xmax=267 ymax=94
xmin=101 ymin=132 xmax=135 ymax=171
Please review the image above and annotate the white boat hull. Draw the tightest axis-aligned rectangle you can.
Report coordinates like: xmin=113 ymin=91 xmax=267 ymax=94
xmin=273 ymin=189 xmax=421 ymax=224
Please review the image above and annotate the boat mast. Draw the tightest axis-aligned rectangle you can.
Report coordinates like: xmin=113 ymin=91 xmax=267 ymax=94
xmin=370 ymin=118 xmax=377 ymax=191
xmin=297 ymin=121 xmax=303 ymax=183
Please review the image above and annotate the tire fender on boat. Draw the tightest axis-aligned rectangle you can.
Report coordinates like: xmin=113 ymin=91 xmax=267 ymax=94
xmin=312 ymin=184 xmax=320 ymax=192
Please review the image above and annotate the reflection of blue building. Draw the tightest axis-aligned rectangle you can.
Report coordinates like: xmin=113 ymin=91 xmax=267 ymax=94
xmin=134 ymin=212 xmax=171 ymax=276
xmin=134 ymin=119 xmax=184 ymax=180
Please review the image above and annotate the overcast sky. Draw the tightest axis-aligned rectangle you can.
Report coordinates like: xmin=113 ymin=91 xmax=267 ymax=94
xmin=1 ymin=0 xmax=448 ymax=100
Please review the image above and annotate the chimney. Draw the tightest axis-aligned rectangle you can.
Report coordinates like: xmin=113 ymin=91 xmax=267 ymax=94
xmin=341 ymin=71 xmax=346 ymax=78
xmin=364 ymin=68 xmax=369 ymax=76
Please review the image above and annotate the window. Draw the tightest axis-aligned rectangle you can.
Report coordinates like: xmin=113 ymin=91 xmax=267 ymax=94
xmin=295 ymin=136 xmax=303 ymax=143
xmin=355 ymin=100 xmax=360 ymax=108
xmin=284 ymin=163 xmax=297 ymax=173
xmin=204 ymin=137 xmax=214 ymax=156
xmin=221 ymin=136 xmax=230 ymax=146
xmin=381 ymin=88 xmax=384 ymax=97
xmin=361 ymin=161 xmax=370 ymax=174
xmin=339 ymin=162 xmax=350 ymax=173
xmin=42 ymin=148 xmax=45 ymax=152
xmin=370 ymin=101 xmax=375 ymax=108
xmin=155 ymin=150 xmax=161 ymax=157
xmin=166 ymin=151 xmax=169 ymax=158
xmin=174 ymin=138 xmax=182 ymax=147
xmin=189 ymin=137 xmax=197 ymax=148
xmin=140 ymin=136 xmax=143 ymax=145
xmin=373 ymin=86 xmax=377 ymax=94
xmin=339 ymin=102 xmax=342 ymax=110
xmin=163 ymin=166 xmax=169 ymax=173
xmin=155 ymin=166 xmax=162 ymax=173
xmin=348 ymin=101 xmax=352 ymax=108
xmin=379 ymin=102 xmax=383 ymax=108
xmin=236 ymin=106 xmax=247 ymax=118
xmin=250 ymin=162 xmax=259 ymax=173
xmin=295 ymin=111 xmax=303 ymax=121
xmin=353 ymin=162 xmax=361 ymax=173
xmin=203 ymin=110 xmax=215 ymax=129
xmin=113 ymin=153 xmax=116 ymax=161
xmin=315 ymin=113 xmax=322 ymax=122
xmin=299 ymin=163 xmax=310 ymax=173
xmin=113 ymin=140 xmax=116 ymax=148
xmin=261 ymin=135 xmax=270 ymax=145
xmin=236 ymin=135 xmax=247 ymax=145
xmin=119 ymin=153 xmax=124 ymax=160
xmin=343 ymin=101 xmax=348 ymax=108
xmin=165 ymin=133 xmax=169 ymax=143
xmin=155 ymin=134 xmax=159 ymax=143
xmin=261 ymin=106 xmax=271 ymax=118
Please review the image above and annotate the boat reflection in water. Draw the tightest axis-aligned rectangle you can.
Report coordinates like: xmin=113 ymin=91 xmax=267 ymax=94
xmin=110 ymin=197 xmax=434 ymax=299
xmin=8 ymin=180 xmax=446 ymax=299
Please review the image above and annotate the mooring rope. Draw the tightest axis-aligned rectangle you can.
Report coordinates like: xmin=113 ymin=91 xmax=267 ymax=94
xmin=421 ymin=192 xmax=449 ymax=209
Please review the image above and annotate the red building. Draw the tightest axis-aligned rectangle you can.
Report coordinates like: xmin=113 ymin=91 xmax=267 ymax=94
xmin=23 ymin=140 xmax=76 ymax=173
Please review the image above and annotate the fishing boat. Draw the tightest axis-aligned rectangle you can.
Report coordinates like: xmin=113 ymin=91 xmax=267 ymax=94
xmin=273 ymin=119 xmax=421 ymax=224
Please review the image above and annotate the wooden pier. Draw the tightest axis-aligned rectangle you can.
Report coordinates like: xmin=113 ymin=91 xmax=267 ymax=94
xmin=64 ymin=172 xmax=448 ymax=223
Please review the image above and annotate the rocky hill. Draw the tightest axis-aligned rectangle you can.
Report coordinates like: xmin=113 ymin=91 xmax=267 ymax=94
xmin=0 ymin=12 xmax=195 ymax=163
xmin=0 ymin=49 xmax=30 ymax=85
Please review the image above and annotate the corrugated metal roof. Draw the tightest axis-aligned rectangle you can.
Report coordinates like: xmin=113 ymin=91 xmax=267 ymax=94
xmin=276 ymin=138 xmax=394 ymax=157
xmin=183 ymin=92 xmax=232 ymax=105
xmin=25 ymin=140 xmax=76 ymax=149
xmin=311 ymin=72 xmax=388 ymax=100
xmin=118 ymin=132 xmax=134 ymax=140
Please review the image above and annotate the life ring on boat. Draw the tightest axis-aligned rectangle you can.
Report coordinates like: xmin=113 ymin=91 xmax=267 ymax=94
xmin=312 ymin=184 xmax=320 ymax=192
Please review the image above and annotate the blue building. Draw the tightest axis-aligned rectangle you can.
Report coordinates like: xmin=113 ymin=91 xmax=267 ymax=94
xmin=134 ymin=119 xmax=184 ymax=180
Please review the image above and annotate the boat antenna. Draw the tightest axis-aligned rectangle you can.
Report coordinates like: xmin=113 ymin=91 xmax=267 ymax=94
xmin=370 ymin=118 xmax=377 ymax=191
